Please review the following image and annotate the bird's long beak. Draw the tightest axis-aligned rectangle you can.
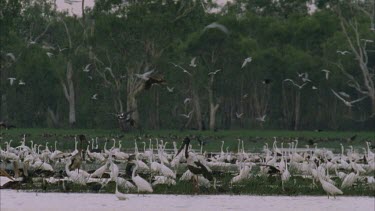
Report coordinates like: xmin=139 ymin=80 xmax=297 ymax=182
xmin=175 ymin=142 xmax=186 ymax=157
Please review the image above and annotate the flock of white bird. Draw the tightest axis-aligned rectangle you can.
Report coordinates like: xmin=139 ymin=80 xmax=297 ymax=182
xmin=1 ymin=136 xmax=374 ymax=200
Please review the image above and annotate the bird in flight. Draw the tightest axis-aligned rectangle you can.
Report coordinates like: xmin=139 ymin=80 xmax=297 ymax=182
xmin=6 ymin=53 xmax=15 ymax=62
xmin=331 ymin=89 xmax=367 ymax=107
xmin=241 ymin=57 xmax=252 ymax=68
xmin=83 ymin=64 xmax=91 ymax=72
xmin=262 ymin=79 xmax=272 ymax=85
xmin=18 ymin=80 xmax=25 ymax=86
xmin=8 ymin=78 xmax=16 ymax=85
xmin=336 ymin=50 xmax=350 ymax=55
xmin=242 ymin=94 xmax=248 ymax=99
xmin=170 ymin=62 xmax=192 ymax=76
xmin=321 ymin=69 xmax=330 ymax=80
xmin=180 ymin=110 xmax=194 ymax=119
xmin=256 ymin=114 xmax=266 ymax=122
xmin=361 ymin=39 xmax=373 ymax=43
xmin=184 ymin=98 xmax=191 ymax=104
xmin=208 ymin=69 xmax=221 ymax=75
xmin=190 ymin=57 xmax=197 ymax=67
xmin=203 ymin=22 xmax=229 ymax=34
xmin=235 ymin=112 xmax=244 ymax=119
xmin=46 ymin=52 xmax=54 ymax=58
xmin=301 ymin=72 xmax=311 ymax=82
xmin=283 ymin=79 xmax=307 ymax=89
xmin=135 ymin=69 xmax=155 ymax=81
xmin=338 ymin=91 xmax=350 ymax=98
xmin=312 ymin=86 xmax=318 ymax=90
xmin=91 ymin=94 xmax=98 ymax=100
xmin=167 ymin=86 xmax=174 ymax=93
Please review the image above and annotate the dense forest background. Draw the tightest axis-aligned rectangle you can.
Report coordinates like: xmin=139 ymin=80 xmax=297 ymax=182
xmin=1 ymin=0 xmax=374 ymax=131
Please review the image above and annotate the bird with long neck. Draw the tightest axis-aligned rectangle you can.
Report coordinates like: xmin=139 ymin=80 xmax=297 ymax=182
xmin=69 ymin=135 xmax=85 ymax=172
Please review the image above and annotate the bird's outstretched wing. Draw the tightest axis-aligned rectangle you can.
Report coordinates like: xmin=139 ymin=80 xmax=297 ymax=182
xmin=331 ymin=89 xmax=348 ymax=104
xmin=350 ymin=96 xmax=368 ymax=104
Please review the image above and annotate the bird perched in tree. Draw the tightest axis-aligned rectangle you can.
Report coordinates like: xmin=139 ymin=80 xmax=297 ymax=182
xmin=144 ymin=74 xmax=166 ymax=90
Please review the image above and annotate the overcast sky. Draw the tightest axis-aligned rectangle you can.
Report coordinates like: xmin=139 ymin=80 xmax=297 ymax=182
xmin=56 ymin=0 xmax=232 ymax=15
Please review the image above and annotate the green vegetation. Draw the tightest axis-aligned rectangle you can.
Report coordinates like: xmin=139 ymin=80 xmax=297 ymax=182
xmin=1 ymin=128 xmax=373 ymax=152
xmin=1 ymin=0 xmax=374 ymax=132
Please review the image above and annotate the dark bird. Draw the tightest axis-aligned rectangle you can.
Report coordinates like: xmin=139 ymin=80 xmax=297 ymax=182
xmin=259 ymin=164 xmax=281 ymax=176
xmin=176 ymin=137 xmax=214 ymax=181
xmin=144 ymin=74 xmax=166 ymax=90
xmin=69 ymin=135 xmax=85 ymax=171
xmin=0 ymin=122 xmax=16 ymax=130
xmin=347 ymin=134 xmax=357 ymax=143
xmin=262 ymin=79 xmax=272 ymax=85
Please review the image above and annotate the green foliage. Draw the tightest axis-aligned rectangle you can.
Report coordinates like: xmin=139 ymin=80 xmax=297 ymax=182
xmin=0 ymin=0 xmax=373 ymax=130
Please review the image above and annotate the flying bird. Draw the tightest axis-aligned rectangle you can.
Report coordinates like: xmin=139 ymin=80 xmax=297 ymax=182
xmin=208 ymin=69 xmax=221 ymax=75
xmin=184 ymin=98 xmax=191 ymax=104
xmin=18 ymin=80 xmax=25 ymax=86
xmin=180 ymin=110 xmax=194 ymax=119
xmin=312 ymin=86 xmax=318 ymax=90
xmin=242 ymin=94 xmax=248 ymax=99
xmin=301 ymin=72 xmax=311 ymax=82
xmin=203 ymin=22 xmax=229 ymax=34
xmin=83 ymin=64 xmax=91 ymax=72
xmin=135 ymin=69 xmax=155 ymax=81
xmin=241 ymin=57 xmax=252 ymax=68
xmin=361 ymin=39 xmax=373 ymax=43
xmin=8 ymin=78 xmax=16 ymax=85
xmin=6 ymin=53 xmax=15 ymax=62
xmin=167 ymin=86 xmax=174 ymax=93
xmin=170 ymin=62 xmax=192 ymax=76
xmin=235 ymin=112 xmax=244 ymax=119
xmin=283 ymin=79 xmax=307 ymax=89
xmin=46 ymin=52 xmax=54 ymax=58
xmin=321 ymin=69 xmax=330 ymax=80
xmin=337 ymin=50 xmax=350 ymax=55
xmin=190 ymin=57 xmax=197 ymax=67
xmin=256 ymin=114 xmax=266 ymax=122
xmin=262 ymin=79 xmax=272 ymax=84
xmin=331 ymin=89 xmax=367 ymax=107
xmin=91 ymin=94 xmax=98 ymax=100
xmin=338 ymin=91 xmax=350 ymax=98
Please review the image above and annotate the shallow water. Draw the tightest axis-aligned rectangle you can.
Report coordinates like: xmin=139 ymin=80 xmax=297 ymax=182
xmin=0 ymin=190 xmax=374 ymax=211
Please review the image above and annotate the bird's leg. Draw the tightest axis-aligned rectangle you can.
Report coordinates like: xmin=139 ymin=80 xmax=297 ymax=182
xmin=282 ymin=181 xmax=285 ymax=191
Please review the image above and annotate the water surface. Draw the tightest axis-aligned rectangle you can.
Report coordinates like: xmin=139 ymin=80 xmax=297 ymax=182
xmin=1 ymin=190 xmax=373 ymax=211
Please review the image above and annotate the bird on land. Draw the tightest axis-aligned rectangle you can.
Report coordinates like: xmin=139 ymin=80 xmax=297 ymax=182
xmin=180 ymin=110 xmax=194 ymax=119
xmin=208 ymin=69 xmax=221 ymax=75
xmin=341 ymin=169 xmax=359 ymax=189
xmin=18 ymin=80 xmax=25 ymax=86
xmin=170 ymin=62 xmax=192 ymax=76
xmin=321 ymin=69 xmax=330 ymax=80
xmin=91 ymin=94 xmax=98 ymax=100
xmin=69 ymin=135 xmax=85 ymax=172
xmin=115 ymin=182 xmax=128 ymax=200
xmin=167 ymin=86 xmax=174 ymax=93
xmin=203 ymin=22 xmax=229 ymax=34
xmin=318 ymin=173 xmax=343 ymax=198
xmin=235 ymin=112 xmax=244 ymax=119
xmin=8 ymin=78 xmax=16 ymax=85
xmin=331 ymin=89 xmax=368 ymax=107
xmin=190 ymin=57 xmax=197 ymax=67
xmin=256 ymin=114 xmax=266 ymax=122
xmin=131 ymin=154 xmax=153 ymax=193
xmin=83 ymin=64 xmax=91 ymax=72
xmin=337 ymin=50 xmax=350 ymax=55
xmin=6 ymin=53 xmax=16 ymax=61
xmin=241 ymin=57 xmax=252 ymax=68
xmin=135 ymin=69 xmax=155 ymax=81
xmin=283 ymin=79 xmax=307 ymax=89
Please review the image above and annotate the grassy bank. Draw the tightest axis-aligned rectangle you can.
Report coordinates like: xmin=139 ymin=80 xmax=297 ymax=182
xmin=1 ymin=128 xmax=374 ymax=152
